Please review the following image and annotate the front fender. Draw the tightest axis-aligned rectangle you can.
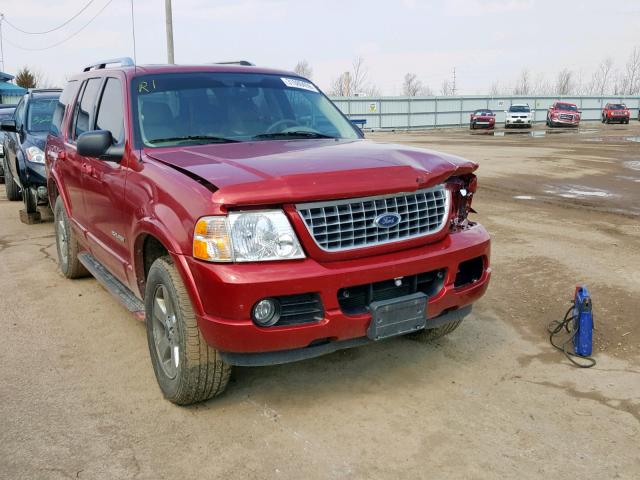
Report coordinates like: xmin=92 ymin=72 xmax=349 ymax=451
xmin=131 ymin=219 xmax=205 ymax=317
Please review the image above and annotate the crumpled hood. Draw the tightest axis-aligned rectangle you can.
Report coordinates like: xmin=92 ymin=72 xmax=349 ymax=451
xmin=145 ymin=139 xmax=477 ymax=207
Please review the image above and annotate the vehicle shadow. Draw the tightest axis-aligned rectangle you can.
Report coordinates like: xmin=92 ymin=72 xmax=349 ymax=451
xmin=193 ymin=308 xmax=505 ymax=410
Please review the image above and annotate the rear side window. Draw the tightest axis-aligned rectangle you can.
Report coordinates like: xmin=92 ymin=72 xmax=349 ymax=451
xmin=95 ymin=78 xmax=124 ymax=144
xmin=51 ymin=81 xmax=79 ymax=137
xmin=72 ymin=78 xmax=102 ymax=141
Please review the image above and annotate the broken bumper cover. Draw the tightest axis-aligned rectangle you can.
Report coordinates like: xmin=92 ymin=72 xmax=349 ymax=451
xmin=221 ymin=305 xmax=473 ymax=366
xmin=187 ymin=224 xmax=491 ymax=357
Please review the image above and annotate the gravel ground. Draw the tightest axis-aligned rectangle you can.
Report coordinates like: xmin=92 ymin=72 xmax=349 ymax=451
xmin=1 ymin=121 xmax=639 ymax=479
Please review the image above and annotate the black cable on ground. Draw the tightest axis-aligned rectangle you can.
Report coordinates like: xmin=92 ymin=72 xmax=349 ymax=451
xmin=547 ymin=303 xmax=596 ymax=368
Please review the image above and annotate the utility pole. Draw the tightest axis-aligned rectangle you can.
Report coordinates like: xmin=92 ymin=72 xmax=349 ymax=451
xmin=0 ymin=14 xmax=5 ymax=72
xmin=165 ymin=0 xmax=175 ymax=64
xmin=452 ymin=67 xmax=457 ymax=96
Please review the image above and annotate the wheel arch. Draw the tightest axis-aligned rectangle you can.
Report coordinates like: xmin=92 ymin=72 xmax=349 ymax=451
xmin=132 ymin=225 xmax=206 ymax=317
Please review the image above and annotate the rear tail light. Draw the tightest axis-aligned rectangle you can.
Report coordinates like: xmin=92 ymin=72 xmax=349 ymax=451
xmin=446 ymin=174 xmax=477 ymax=230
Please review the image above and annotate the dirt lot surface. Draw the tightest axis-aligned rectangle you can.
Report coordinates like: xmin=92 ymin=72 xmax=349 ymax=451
xmin=1 ymin=122 xmax=639 ymax=479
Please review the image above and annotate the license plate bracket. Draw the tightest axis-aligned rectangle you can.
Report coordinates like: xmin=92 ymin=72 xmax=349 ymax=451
xmin=367 ymin=292 xmax=427 ymax=340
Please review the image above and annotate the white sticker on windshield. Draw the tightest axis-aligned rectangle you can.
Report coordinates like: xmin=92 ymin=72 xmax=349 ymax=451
xmin=281 ymin=77 xmax=318 ymax=92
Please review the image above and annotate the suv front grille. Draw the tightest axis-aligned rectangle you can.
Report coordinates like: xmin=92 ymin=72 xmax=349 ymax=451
xmin=296 ymin=185 xmax=449 ymax=252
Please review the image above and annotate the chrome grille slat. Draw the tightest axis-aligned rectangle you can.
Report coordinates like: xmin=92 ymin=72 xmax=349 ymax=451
xmin=297 ymin=185 xmax=450 ymax=252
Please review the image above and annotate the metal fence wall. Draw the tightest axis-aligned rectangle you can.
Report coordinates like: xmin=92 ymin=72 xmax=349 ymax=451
xmin=330 ymin=95 xmax=640 ymax=130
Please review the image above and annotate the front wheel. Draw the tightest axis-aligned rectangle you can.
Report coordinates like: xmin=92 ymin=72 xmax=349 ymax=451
xmin=3 ymin=158 xmax=21 ymax=201
xmin=145 ymin=256 xmax=231 ymax=405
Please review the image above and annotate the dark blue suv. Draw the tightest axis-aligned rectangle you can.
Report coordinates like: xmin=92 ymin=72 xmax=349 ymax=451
xmin=1 ymin=89 xmax=61 ymax=213
xmin=0 ymin=104 xmax=17 ymax=183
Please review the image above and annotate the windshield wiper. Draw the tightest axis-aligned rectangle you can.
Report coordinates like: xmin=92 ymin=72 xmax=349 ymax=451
xmin=253 ymin=131 xmax=337 ymax=140
xmin=148 ymin=135 xmax=240 ymax=145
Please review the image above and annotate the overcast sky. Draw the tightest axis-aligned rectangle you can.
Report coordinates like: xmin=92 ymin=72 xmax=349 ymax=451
xmin=1 ymin=0 xmax=639 ymax=94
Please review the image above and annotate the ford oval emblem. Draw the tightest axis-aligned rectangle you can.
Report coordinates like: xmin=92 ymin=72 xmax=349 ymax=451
xmin=374 ymin=212 xmax=401 ymax=228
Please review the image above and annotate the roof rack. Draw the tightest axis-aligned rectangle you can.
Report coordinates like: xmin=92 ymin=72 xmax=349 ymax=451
xmin=29 ymin=88 xmax=63 ymax=93
xmin=83 ymin=57 xmax=135 ymax=72
xmin=214 ymin=60 xmax=255 ymax=66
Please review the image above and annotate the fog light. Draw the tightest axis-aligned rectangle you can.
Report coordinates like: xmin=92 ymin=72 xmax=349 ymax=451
xmin=37 ymin=186 xmax=48 ymax=200
xmin=252 ymin=298 xmax=280 ymax=326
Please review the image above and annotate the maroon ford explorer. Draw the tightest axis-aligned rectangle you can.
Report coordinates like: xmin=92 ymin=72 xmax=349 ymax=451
xmin=45 ymin=59 xmax=491 ymax=405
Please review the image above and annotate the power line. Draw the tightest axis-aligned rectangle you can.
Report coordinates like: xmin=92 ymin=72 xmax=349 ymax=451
xmin=1 ymin=0 xmax=97 ymax=35
xmin=1 ymin=0 xmax=112 ymax=52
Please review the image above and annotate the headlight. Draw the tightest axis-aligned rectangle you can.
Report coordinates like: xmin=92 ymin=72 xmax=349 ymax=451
xmin=193 ymin=210 xmax=305 ymax=262
xmin=26 ymin=146 xmax=45 ymax=164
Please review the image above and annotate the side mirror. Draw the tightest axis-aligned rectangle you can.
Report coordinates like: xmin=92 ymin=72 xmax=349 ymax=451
xmin=77 ymin=130 xmax=123 ymax=162
xmin=0 ymin=119 xmax=17 ymax=133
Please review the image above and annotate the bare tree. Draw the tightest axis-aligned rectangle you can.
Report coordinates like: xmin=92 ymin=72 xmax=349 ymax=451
xmin=440 ymin=79 xmax=453 ymax=96
xmin=555 ymin=68 xmax=574 ymax=95
xmin=328 ymin=57 xmax=380 ymax=97
xmin=402 ymin=73 xmax=423 ymax=96
xmin=420 ymin=85 xmax=434 ymax=96
xmin=351 ymin=56 xmax=368 ymax=94
xmin=293 ymin=60 xmax=313 ymax=79
xmin=532 ymin=73 xmax=551 ymax=95
xmin=365 ymin=84 xmax=381 ymax=96
xmin=591 ymin=57 xmax=614 ymax=95
xmin=513 ymin=69 xmax=530 ymax=95
xmin=621 ymin=46 xmax=640 ymax=95
xmin=329 ymin=71 xmax=352 ymax=96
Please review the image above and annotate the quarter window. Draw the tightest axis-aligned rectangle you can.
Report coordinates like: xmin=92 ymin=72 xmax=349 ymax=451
xmin=72 ymin=78 xmax=102 ymax=141
xmin=51 ymin=80 xmax=79 ymax=137
xmin=96 ymin=78 xmax=124 ymax=144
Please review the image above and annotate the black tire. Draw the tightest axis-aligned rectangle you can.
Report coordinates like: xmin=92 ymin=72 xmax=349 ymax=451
xmin=54 ymin=196 xmax=89 ymax=279
xmin=3 ymin=158 xmax=21 ymax=201
xmin=406 ymin=307 xmax=471 ymax=342
xmin=145 ymin=256 xmax=231 ymax=405
xmin=23 ymin=187 xmax=37 ymax=214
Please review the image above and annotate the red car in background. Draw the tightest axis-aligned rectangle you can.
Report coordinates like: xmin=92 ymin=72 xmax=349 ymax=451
xmin=469 ymin=109 xmax=495 ymax=129
xmin=602 ymin=103 xmax=630 ymax=124
xmin=546 ymin=102 xmax=580 ymax=127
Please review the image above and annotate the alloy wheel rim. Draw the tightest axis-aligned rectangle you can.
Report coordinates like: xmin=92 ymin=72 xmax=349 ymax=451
xmin=152 ymin=285 xmax=180 ymax=379
xmin=57 ymin=219 xmax=68 ymax=265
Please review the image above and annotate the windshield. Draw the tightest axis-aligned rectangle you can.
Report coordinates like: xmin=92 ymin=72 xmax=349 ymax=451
xmin=474 ymin=110 xmax=494 ymax=116
xmin=509 ymin=105 xmax=530 ymax=113
xmin=131 ymin=72 xmax=361 ymax=147
xmin=609 ymin=104 xmax=626 ymax=110
xmin=557 ymin=103 xmax=578 ymax=111
xmin=27 ymin=97 xmax=58 ymax=132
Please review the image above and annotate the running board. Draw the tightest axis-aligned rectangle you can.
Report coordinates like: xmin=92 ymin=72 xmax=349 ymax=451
xmin=78 ymin=252 xmax=146 ymax=321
